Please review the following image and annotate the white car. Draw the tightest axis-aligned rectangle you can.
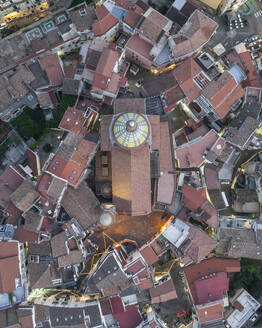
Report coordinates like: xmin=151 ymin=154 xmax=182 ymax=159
xmin=250 ymin=313 xmax=258 ymax=322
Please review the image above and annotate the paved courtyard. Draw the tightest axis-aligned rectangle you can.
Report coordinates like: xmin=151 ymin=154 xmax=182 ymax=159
xmin=90 ymin=211 xmax=165 ymax=250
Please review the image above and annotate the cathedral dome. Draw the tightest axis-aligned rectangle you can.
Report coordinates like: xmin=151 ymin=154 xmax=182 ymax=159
xmin=113 ymin=113 xmax=149 ymax=148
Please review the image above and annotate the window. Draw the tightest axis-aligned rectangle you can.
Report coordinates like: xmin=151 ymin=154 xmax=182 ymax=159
xmin=72 ymin=170 xmax=77 ymax=175
xmin=79 ymin=9 xmax=86 ymax=16
xmin=52 ymin=166 xmax=56 ymax=171
xmin=69 ymin=176 xmax=74 ymax=181
xmin=55 ymin=160 xmax=60 ymax=165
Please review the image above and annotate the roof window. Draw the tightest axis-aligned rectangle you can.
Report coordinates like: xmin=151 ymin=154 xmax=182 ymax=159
xmin=79 ymin=9 xmax=86 ymax=16
xmin=69 ymin=176 xmax=74 ymax=181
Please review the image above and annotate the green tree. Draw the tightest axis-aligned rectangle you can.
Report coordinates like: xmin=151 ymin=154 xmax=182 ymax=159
xmin=43 ymin=143 xmax=53 ymax=153
xmin=230 ymin=258 xmax=262 ymax=298
xmin=19 ymin=119 xmax=38 ymax=139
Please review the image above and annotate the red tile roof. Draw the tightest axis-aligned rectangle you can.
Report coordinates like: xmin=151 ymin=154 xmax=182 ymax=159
xmin=14 ymin=227 xmax=39 ymax=243
xmin=110 ymin=296 xmax=125 ymax=314
xmin=39 ymin=53 xmax=64 ymax=86
xmin=140 ymin=245 xmax=159 ymax=266
xmin=126 ymin=34 xmax=153 ymax=62
xmin=96 ymin=5 xmax=109 ymax=20
xmin=202 ymin=71 xmax=245 ymax=119
xmin=114 ymin=305 xmax=142 ymax=328
xmin=92 ymin=48 xmax=121 ymax=94
xmin=194 ymin=272 xmax=229 ymax=304
xmin=125 ymin=258 xmax=145 ymax=275
xmin=150 ymin=279 xmax=177 ymax=303
xmin=183 ymin=185 xmax=206 ymax=211
xmin=124 ymin=10 xmax=142 ymax=28
xmin=97 ymin=48 xmax=120 ymax=76
xmin=112 ymin=146 xmax=151 ymax=215
xmin=138 ymin=278 xmax=153 ymax=290
xmin=37 ymin=172 xmax=53 ymax=199
xmin=170 ymin=10 xmax=217 ymax=61
xmin=157 ymin=172 xmax=175 ymax=205
xmin=175 ymin=130 xmax=218 ymax=168
xmin=59 ymin=107 xmax=86 ymax=133
xmin=181 ymin=225 xmax=217 ymax=265
xmin=26 ymin=148 xmax=40 ymax=177
xmin=197 ymin=302 xmax=223 ymax=323
xmin=115 ymin=0 xmax=144 ymax=14
xmin=184 ymin=257 xmax=240 ymax=304
xmin=239 ymin=51 xmax=261 ymax=88
xmin=92 ymin=12 xmax=118 ymax=36
xmin=0 ymin=166 xmax=24 ymax=208
xmin=0 ymin=241 xmax=19 ymax=294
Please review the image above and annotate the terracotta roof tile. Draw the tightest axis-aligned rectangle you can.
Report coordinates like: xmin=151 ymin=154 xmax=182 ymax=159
xmin=184 ymin=257 xmax=240 ymax=304
xmin=59 ymin=107 xmax=86 ymax=133
xmin=13 ymin=227 xmax=39 ymax=243
xmin=197 ymin=302 xmax=223 ymax=323
xmin=126 ymin=34 xmax=153 ymax=62
xmin=112 ymin=146 xmax=151 ymax=215
xmin=39 ymin=54 xmax=64 ymax=86
xmin=138 ymin=8 xmax=171 ymax=43
xmin=124 ymin=10 xmax=142 ymax=28
xmin=194 ymin=272 xmax=229 ymax=304
xmin=183 ymin=185 xmax=206 ymax=211
xmin=140 ymin=245 xmax=159 ymax=266
xmin=0 ymin=241 xmax=19 ymax=294
xmin=92 ymin=12 xmax=118 ymax=36
xmin=150 ymin=279 xmax=177 ymax=303
xmin=26 ymin=149 xmax=40 ymax=177
xmin=10 ymin=179 xmax=39 ymax=212
xmin=175 ymin=130 xmax=218 ymax=168
xmin=170 ymin=10 xmax=217 ymax=60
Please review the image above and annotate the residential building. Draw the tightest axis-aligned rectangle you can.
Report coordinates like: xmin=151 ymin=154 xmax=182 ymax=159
xmin=173 ymin=57 xmax=210 ymax=103
xmin=90 ymin=47 xmax=125 ymax=104
xmin=84 ymin=250 xmax=130 ymax=297
xmin=204 ymin=164 xmax=229 ymax=210
xmin=10 ymin=178 xmax=39 ymax=213
xmin=27 ymin=238 xmax=82 ymax=289
xmin=168 ymin=10 xmax=218 ymax=63
xmin=166 ymin=0 xmax=199 ymax=27
xmin=175 ymin=129 xmax=223 ymax=168
xmin=0 ymin=166 xmax=25 ymax=225
xmin=109 ymin=296 xmax=143 ymax=327
xmin=162 ymin=216 xmax=217 ymax=265
xmin=125 ymin=7 xmax=173 ymax=69
xmin=45 ymin=131 xmax=99 ymax=187
xmin=226 ymin=289 xmax=261 ymax=328
xmin=0 ymin=65 xmax=37 ymax=122
xmin=191 ymin=67 xmax=245 ymax=121
xmin=223 ymin=103 xmax=261 ymax=150
xmin=61 ymin=182 xmax=103 ymax=231
xmin=92 ymin=5 xmax=119 ymax=40
xmin=141 ymin=68 xmax=185 ymax=112
xmin=184 ymin=257 xmax=241 ymax=327
xmin=0 ymin=240 xmax=27 ymax=309
xmin=233 ymin=43 xmax=261 ymax=88
xmin=220 ymin=0 xmax=248 ymax=14
xmin=33 ymin=303 xmax=104 ymax=328
xmin=216 ymin=219 xmax=262 ymax=260
xmin=149 ymin=277 xmax=177 ymax=303
xmin=0 ymin=0 xmax=47 ymax=23
xmin=183 ymin=184 xmax=219 ymax=228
